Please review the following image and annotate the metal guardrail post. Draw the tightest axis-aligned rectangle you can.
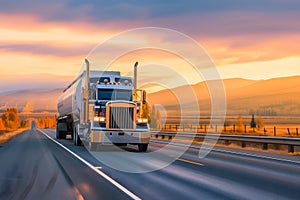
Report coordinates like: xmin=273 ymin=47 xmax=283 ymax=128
xmin=274 ymin=126 xmax=276 ymax=136
xmin=264 ymin=128 xmax=267 ymax=136
xmin=288 ymin=145 xmax=294 ymax=153
xmin=241 ymin=141 xmax=246 ymax=148
xmin=263 ymin=143 xmax=268 ymax=150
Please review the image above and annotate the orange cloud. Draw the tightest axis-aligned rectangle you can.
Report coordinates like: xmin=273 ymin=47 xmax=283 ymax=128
xmin=0 ymin=7 xmax=300 ymax=86
xmin=201 ymin=33 xmax=300 ymax=67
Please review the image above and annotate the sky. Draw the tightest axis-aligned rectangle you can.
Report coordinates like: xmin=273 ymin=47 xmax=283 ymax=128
xmin=0 ymin=0 xmax=300 ymax=92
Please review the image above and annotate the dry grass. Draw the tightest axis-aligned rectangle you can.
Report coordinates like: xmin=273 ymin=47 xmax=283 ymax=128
xmin=289 ymin=152 xmax=300 ymax=156
xmin=0 ymin=129 xmax=24 ymax=145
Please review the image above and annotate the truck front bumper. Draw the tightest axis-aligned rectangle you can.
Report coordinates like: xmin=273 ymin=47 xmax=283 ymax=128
xmin=90 ymin=130 xmax=150 ymax=144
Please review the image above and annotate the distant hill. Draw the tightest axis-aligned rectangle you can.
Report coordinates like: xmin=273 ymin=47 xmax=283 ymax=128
xmin=148 ymin=76 xmax=300 ymax=116
xmin=0 ymin=76 xmax=299 ymax=116
xmin=0 ymin=73 xmax=73 ymax=115
xmin=0 ymin=88 xmax=63 ymax=113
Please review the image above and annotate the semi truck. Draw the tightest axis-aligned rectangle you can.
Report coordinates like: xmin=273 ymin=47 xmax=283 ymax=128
xmin=56 ymin=60 xmax=150 ymax=152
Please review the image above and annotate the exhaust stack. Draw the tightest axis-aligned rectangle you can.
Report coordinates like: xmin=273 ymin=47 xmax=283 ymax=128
xmin=134 ymin=61 xmax=138 ymax=90
xmin=85 ymin=58 xmax=90 ymax=124
xmin=133 ymin=61 xmax=139 ymax=102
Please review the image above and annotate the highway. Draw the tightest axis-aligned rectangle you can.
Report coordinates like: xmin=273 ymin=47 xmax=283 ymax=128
xmin=1 ymin=128 xmax=300 ymax=200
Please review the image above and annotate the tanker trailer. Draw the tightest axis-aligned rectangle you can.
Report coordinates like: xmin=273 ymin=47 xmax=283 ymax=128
xmin=56 ymin=60 xmax=150 ymax=152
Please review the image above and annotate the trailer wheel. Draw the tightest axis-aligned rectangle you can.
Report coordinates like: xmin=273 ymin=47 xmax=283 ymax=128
xmin=73 ymin=125 xmax=82 ymax=146
xmin=56 ymin=127 xmax=66 ymax=139
xmin=138 ymin=144 xmax=148 ymax=152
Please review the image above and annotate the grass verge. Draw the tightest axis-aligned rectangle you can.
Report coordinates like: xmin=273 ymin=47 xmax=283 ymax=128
xmin=0 ymin=129 xmax=24 ymax=145
xmin=289 ymin=152 xmax=300 ymax=156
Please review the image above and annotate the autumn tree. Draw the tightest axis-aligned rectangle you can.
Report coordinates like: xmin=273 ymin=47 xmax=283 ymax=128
xmin=1 ymin=108 xmax=20 ymax=130
xmin=36 ymin=117 xmax=56 ymax=129
xmin=21 ymin=118 xmax=36 ymax=129
xmin=0 ymin=119 xmax=4 ymax=130
xmin=20 ymin=117 xmax=56 ymax=129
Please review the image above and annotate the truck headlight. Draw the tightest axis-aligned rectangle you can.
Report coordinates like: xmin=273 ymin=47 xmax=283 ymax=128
xmin=94 ymin=117 xmax=106 ymax=122
xmin=137 ymin=118 xmax=148 ymax=123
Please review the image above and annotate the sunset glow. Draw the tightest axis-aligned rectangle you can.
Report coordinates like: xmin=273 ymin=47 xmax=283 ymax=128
xmin=0 ymin=1 xmax=299 ymax=91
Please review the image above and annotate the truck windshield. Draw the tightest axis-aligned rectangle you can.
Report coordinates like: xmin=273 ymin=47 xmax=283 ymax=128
xmin=98 ymin=89 xmax=132 ymax=101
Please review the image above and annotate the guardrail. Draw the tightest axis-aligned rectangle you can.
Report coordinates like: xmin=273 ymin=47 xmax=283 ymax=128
xmin=151 ymin=131 xmax=300 ymax=153
xmin=160 ymin=124 xmax=299 ymax=137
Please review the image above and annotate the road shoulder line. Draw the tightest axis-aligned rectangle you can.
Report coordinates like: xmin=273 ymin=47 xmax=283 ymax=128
xmin=39 ymin=129 xmax=141 ymax=200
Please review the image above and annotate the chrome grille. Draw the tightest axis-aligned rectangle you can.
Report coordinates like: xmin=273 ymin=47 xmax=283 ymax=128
xmin=109 ymin=107 xmax=134 ymax=129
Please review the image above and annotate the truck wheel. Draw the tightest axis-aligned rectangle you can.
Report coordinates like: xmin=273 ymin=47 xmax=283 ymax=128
xmin=138 ymin=144 xmax=148 ymax=152
xmin=73 ymin=126 xmax=82 ymax=146
xmin=70 ymin=125 xmax=74 ymax=140
xmin=60 ymin=131 xmax=66 ymax=139
xmin=56 ymin=127 xmax=60 ymax=139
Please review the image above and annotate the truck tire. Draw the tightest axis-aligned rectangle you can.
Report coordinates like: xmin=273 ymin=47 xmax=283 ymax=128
xmin=138 ymin=144 xmax=148 ymax=152
xmin=60 ymin=131 xmax=66 ymax=139
xmin=73 ymin=125 xmax=82 ymax=146
xmin=56 ymin=126 xmax=60 ymax=139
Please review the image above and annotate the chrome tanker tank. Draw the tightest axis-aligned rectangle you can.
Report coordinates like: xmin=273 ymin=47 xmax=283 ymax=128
xmin=57 ymin=70 xmax=121 ymax=122
xmin=57 ymin=76 xmax=83 ymax=122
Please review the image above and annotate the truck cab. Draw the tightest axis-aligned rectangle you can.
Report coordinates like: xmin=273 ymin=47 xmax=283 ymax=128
xmin=56 ymin=62 xmax=150 ymax=152
xmin=88 ymin=73 xmax=150 ymax=151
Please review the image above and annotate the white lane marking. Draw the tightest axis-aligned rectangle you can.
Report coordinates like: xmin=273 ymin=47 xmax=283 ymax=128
xmin=95 ymin=167 xmax=103 ymax=170
xmin=151 ymin=140 xmax=300 ymax=165
xmin=176 ymin=158 xmax=205 ymax=167
xmin=39 ymin=129 xmax=141 ymax=200
xmin=211 ymin=148 xmax=300 ymax=165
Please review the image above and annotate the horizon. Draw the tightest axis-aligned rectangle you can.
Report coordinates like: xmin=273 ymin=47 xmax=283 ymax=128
xmin=1 ymin=73 xmax=300 ymax=94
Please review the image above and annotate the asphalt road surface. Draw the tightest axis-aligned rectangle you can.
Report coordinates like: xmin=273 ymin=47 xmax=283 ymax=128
xmin=1 ymin=128 xmax=300 ymax=200
xmin=0 ymin=128 xmax=135 ymax=200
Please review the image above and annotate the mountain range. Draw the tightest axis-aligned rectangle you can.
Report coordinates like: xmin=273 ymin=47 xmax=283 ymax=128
xmin=148 ymin=76 xmax=300 ymax=116
xmin=0 ymin=76 xmax=299 ymax=116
